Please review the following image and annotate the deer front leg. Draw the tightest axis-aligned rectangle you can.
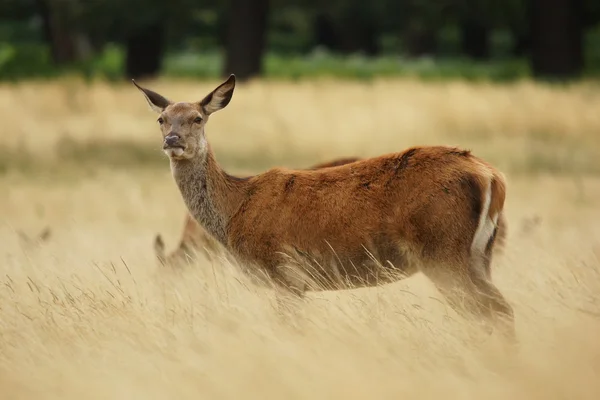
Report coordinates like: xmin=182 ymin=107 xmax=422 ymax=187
xmin=272 ymin=265 xmax=307 ymax=325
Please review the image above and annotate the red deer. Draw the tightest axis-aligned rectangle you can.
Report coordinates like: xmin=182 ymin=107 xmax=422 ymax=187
xmin=156 ymin=158 xmax=509 ymax=270
xmin=133 ymin=75 xmax=515 ymax=339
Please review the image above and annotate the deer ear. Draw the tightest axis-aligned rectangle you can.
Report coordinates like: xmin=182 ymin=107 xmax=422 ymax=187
xmin=199 ymin=74 xmax=236 ymax=115
xmin=132 ymin=80 xmax=171 ymax=113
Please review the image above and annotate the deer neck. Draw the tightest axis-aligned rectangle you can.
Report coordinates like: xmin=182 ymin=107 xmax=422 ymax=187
xmin=170 ymin=144 xmax=249 ymax=246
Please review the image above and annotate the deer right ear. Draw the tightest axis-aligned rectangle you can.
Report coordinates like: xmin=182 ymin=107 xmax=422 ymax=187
xmin=132 ymin=80 xmax=171 ymax=113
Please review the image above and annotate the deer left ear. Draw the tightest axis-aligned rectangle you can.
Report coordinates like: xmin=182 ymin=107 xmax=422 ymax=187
xmin=132 ymin=80 xmax=172 ymax=113
xmin=199 ymin=74 xmax=236 ymax=115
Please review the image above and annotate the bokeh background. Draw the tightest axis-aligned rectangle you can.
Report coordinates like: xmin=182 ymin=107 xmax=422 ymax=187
xmin=2 ymin=0 xmax=600 ymax=81
xmin=1 ymin=1 xmax=600 ymax=399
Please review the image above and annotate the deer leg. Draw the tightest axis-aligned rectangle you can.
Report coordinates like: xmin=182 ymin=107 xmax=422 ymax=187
xmin=272 ymin=266 xmax=307 ymax=323
xmin=421 ymin=266 xmax=481 ymax=321
xmin=469 ymin=273 xmax=515 ymax=342
xmin=469 ymin=219 xmax=516 ymax=342
xmin=154 ymin=234 xmax=167 ymax=266
xmin=422 ymin=262 xmax=515 ymax=343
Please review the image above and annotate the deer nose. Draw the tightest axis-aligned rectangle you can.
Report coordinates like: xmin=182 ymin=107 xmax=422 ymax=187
xmin=164 ymin=134 xmax=180 ymax=147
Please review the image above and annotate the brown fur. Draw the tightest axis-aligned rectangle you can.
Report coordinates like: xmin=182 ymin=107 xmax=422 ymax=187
xmin=488 ymin=175 xmax=506 ymax=222
xmin=133 ymin=75 xmax=515 ymax=340
xmin=154 ymin=157 xmax=364 ymax=267
xmin=155 ymin=158 xmax=509 ymax=269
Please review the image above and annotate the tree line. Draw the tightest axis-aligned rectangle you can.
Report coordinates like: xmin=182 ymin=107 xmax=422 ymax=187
xmin=2 ymin=0 xmax=599 ymax=81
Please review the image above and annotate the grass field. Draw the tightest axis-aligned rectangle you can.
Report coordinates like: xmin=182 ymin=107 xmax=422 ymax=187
xmin=1 ymin=77 xmax=600 ymax=399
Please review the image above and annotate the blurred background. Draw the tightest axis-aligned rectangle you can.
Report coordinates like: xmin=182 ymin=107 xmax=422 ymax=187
xmin=1 ymin=0 xmax=600 ymax=82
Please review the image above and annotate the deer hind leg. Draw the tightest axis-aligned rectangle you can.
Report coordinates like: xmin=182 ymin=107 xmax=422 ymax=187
xmin=421 ymin=258 xmax=514 ymax=342
xmin=469 ymin=271 xmax=515 ymax=342
xmin=468 ymin=179 xmax=515 ymax=340
xmin=469 ymin=221 xmax=515 ymax=342
xmin=421 ymin=182 xmax=515 ymax=342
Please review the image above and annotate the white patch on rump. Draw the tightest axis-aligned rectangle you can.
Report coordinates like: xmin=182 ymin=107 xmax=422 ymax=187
xmin=470 ymin=182 xmax=496 ymax=258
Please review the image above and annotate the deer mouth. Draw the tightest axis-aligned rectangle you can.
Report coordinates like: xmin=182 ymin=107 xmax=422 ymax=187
xmin=163 ymin=145 xmax=186 ymax=158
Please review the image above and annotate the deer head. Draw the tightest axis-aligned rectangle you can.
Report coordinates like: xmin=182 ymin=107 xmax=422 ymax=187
xmin=132 ymin=75 xmax=236 ymax=161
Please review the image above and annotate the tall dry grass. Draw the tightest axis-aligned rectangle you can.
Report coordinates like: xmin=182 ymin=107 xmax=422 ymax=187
xmin=2 ymin=77 xmax=600 ymax=174
xmin=1 ymin=77 xmax=600 ymax=399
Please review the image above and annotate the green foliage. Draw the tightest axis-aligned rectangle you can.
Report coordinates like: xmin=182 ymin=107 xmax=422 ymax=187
xmin=80 ymin=44 xmax=124 ymax=82
xmin=163 ymin=50 xmax=223 ymax=79
xmin=0 ymin=45 xmax=579 ymax=83
xmin=0 ymin=44 xmax=506 ymax=83
xmin=585 ymin=25 xmax=600 ymax=74
xmin=0 ymin=43 xmax=60 ymax=80
xmin=260 ymin=52 xmax=530 ymax=82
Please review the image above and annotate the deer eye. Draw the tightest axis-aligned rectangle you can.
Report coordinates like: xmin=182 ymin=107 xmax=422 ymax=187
xmin=193 ymin=116 xmax=203 ymax=124
xmin=157 ymin=117 xmax=164 ymax=125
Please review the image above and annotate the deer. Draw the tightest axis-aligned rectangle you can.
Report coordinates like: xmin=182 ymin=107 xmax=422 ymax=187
xmin=133 ymin=75 xmax=515 ymax=340
xmin=155 ymin=157 xmax=509 ymax=270
xmin=153 ymin=157 xmax=368 ymax=267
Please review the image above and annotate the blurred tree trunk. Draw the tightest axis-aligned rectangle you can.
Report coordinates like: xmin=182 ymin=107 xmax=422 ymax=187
xmin=224 ymin=0 xmax=270 ymax=81
xmin=36 ymin=0 xmax=88 ymax=64
xmin=312 ymin=9 xmax=379 ymax=56
xmin=335 ymin=4 xmax=380 ymax=56
xmin=460 ymin=18 xmax=490 ymax=60
xmin=125 ymin=21 xmax=165 ymax=80
xmin=512 ymin=31 xmax=530 ymax=57
xmin=313 ymin=13 xmax=339 ymax=51
xmin=338 ymin=23 xmax=379 ymax=56
xmin=404 ymin=25 xmax=437 ymax=57
xmin=510 ymin=4 xmax=531 ymax=57
xmin=530 ymin=0 xmax=584 ymax=79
